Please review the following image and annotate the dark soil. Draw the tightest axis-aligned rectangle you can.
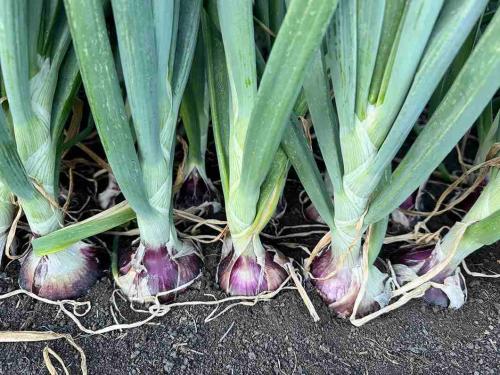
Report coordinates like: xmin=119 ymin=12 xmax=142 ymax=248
xmin=1 ymin=133 xmax=499 ymax=374
xmin=0 ymin=240 xmax=499 ymax=374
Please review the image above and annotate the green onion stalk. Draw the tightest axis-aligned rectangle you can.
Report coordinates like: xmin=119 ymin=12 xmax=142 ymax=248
xmin=392 ymin=26 xmax=499 ymax=278
xmin=64 ymin=0 xmax=203 ymax=302
xmin=303 ymin=171 xmax=423 ymax=230
xmin=453 ymin=104 xmax=499 ymax=211
xmin=253 ymin=0 xmax=291 ymax=223
xmin=428 ymin=18 xmax=490 ymax=184
xmin=475 ymin=104 xmax=499 ymax=169
xmin=203 ymin=0 xmax=338 ymax=296
xmin=0 ymin=181 xmax=14 ymax=262
xmin=393 ymin=168 xmax=500 ymax=308
xmin=0 ymin=0 xmax=101 ymax=300
xmin=403 ymin=22 xmax=498 ymax=227
xmin=176 ymin=32 xmax=219 ymax=212
xmin=391 ymin=108 xmax=499 ymax=310
xmin=284 ymin=0 xmax=499 ymax=317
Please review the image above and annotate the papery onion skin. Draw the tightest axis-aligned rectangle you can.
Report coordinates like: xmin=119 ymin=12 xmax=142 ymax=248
xmin=311 ymin=250 xmax=361 ymax=317
xmin=217 ymin=246 xmax=288 ymax=296
xmin=420 ymin=261 xmax=465 ymax=308
xmin=311 ymin=249 xmax=389 ymax=318
xmin=391 ymin=247 xmax=465 ymax=308
xmin=390 ymin=247 xmax=434 ymax=269
xmin=117 ymin=242 xmax=202 ymax=302
xmin=19 ymin=242 xmax=103 ymax=300
xmin=390 ymin=194 xmax=419 ymax=230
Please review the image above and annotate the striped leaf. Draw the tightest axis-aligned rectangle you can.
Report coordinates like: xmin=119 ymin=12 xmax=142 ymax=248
xmin=366 ymin=7 xmax=500 ymax=224
xmin=64 ymin=0 xmax=155 ymax=219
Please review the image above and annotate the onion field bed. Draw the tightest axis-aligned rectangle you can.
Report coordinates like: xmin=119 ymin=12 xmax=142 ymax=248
xmin=1 ymin=1 xmax=500 ymax=373
xmin=0 ymin=243 xmax=498 ymax=374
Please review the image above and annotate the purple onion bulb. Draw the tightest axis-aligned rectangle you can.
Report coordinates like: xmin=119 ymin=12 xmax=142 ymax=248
xmin=117 ymin=241 xmax=202 ymax=302
xmin=217 ymin=237 xmax=288 ymax=296
xmin=391 ymin=247 xmax=465 ymax=308
xmin=19 ymin=241 xmax=103 ymax=300
xmin=311 ymin=249 xmax=389 ymax=317
xmin=176 ymin=169 xmax=218 ymax=210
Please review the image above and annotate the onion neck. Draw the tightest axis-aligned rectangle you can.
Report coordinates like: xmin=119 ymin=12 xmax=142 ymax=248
xmin=231 ymin=231 xmax=266 ymax=260
xmin=20 ymin=192 xmax=62 ymax=236
xmin=141 ymin=156 xmax=171 ymax=211
xmin=138 ymin=151 xmax=176 ymax=249
xmin=136 ymin=209 xmax=173 ymax=249
xmin=328 ymin=188 xmax=369 ymax=265
xmin=185 ymin=151 xmax=207 ymax=180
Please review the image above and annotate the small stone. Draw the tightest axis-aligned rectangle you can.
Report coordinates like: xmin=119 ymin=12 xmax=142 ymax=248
xmin=163 ymin=362 xmax=174 ymax=373
xmin=466 ymin=343 xmax=474 ymax=350
xmin=248 ymin=352 xmax=256 ymax=360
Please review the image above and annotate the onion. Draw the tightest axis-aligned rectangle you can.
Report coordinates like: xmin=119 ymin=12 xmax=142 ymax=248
xmin=19 ymin=242 xmax=103 ymax=300
xmin=176 ymin=169 xmax=218 ymax=211
xmin=116 ymin=241 xmax=202 ymax=302
xmin=391 ymin=247 xmax=466 ymax=308
xmin=311 ymin=248 xmax=390 ymax=317
xmin=217 ymin=237 xmax=288 ymax=296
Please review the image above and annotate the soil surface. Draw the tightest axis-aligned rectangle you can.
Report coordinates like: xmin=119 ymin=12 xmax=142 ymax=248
xmin=0 ymin=239 xmax=499 ymax=374
xmin=0 ymin=148 xmax=499 ymax=374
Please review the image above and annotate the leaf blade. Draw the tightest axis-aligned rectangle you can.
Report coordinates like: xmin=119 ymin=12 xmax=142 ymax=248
xmin=64 ymin=0 xmax=154 ymax=219
xmin=366 ymin=8 xmax=500 ymax=224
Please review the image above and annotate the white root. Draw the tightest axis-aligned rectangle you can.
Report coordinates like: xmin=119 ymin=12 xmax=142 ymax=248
xmin=462 ymin=260 xmax=500 ymax=278
xmin=0 ymin=330 xmax=87 ymax=375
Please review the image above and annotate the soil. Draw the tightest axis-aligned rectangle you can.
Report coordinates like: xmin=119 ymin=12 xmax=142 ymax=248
xmin=0 ymin=235 xmax=499 ymax=374
xmin=0 ymin=134 xmax=499 ymax=374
